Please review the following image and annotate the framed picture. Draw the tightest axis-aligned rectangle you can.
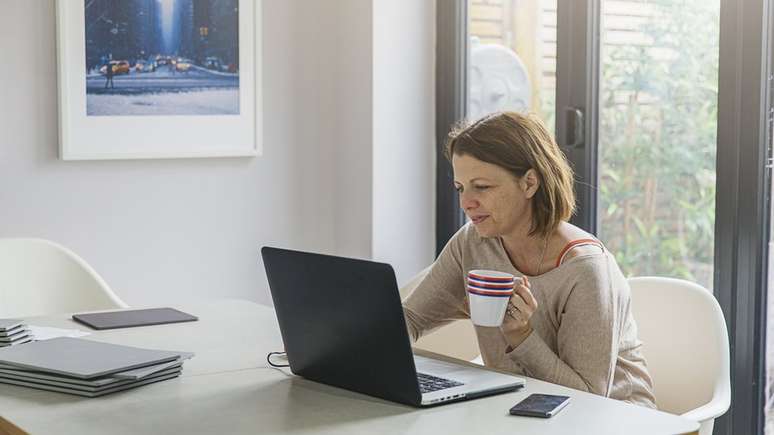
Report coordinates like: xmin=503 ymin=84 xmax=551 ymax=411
xmin=56 ymin=0 xmax=261 ymax=160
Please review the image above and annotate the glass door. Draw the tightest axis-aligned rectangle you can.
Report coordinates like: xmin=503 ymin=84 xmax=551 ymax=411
xmin=596 ymin=0 xmax=720 ymax=289
xmin=465 ymin=1 xmax=722 ymax=290
xmin=467 ymin=0 xmax=557 ymax=132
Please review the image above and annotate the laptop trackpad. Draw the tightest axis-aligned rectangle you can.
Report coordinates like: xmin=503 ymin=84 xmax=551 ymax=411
xmin=414 ymin=355 xmax=482 ymax=380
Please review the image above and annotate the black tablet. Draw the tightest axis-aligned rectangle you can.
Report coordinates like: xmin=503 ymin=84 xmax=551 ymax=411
xmin=72 ymin=308 xmax=198 ymax=330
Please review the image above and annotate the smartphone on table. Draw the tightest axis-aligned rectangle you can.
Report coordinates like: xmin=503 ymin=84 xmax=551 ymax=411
xmin=509 ymin=393 xmax=571 ymax=418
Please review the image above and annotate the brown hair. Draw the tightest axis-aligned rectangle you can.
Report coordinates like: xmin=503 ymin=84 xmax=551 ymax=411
xmin=444 ymin=112 xmax=576 ymax=237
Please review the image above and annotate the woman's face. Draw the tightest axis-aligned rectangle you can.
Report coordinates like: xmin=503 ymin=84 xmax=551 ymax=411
xmin=452 ymin=153 xmax=536 ymax=238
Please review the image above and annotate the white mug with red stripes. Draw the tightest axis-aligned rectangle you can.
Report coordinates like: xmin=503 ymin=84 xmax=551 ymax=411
xmin=467 ymin=269 xmax=515 ymax=327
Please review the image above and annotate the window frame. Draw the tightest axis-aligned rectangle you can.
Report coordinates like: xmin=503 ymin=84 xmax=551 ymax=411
xmin=712 ymin=0 xmax=772 ymax=433
xmin=555 ymin=0 xmax=600 ymax=235
xmin=435 ymin=0 xmax=467 ymax=256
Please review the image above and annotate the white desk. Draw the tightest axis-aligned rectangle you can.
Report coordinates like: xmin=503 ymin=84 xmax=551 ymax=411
xmin=0 ymin=300 xmax=699 ymax=435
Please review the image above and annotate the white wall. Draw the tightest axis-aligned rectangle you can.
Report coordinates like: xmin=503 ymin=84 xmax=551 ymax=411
xmin=372 ymin=0 xmax=436 ymax=286
xmin=0 ymin=0 xmax=434 ymax=307
xmin=332 ymin=0 xmax=374 ymax=259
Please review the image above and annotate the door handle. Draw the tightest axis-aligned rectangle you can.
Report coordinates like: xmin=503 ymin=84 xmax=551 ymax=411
xmin=565 ymin=107 xmax=585 ymax=149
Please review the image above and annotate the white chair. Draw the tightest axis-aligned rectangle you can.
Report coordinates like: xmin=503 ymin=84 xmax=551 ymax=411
xmin=0 ymin=238 xmax=129 ymax=318
xmin=399 ymin=266 xmax=480 ymax=362
xmin=628 ymin=276 xmax=730 ymax=435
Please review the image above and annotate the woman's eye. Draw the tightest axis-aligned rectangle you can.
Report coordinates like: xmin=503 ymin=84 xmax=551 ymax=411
xmin=454 ymin=185 xmax=491 ymax=193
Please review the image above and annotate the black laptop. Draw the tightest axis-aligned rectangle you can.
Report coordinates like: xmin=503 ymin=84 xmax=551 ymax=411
xmin=261 ymin=246 xmax=524 ymax=407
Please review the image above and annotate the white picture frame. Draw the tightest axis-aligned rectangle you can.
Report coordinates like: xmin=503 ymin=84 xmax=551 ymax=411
xmin=56 ymin=0 xmax=262 ymax=160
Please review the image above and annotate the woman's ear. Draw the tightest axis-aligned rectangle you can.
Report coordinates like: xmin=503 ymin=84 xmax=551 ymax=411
xmin=521 ymin=169 xmax=540 ymax=199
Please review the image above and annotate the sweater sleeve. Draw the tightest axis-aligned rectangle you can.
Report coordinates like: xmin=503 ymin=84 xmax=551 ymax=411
xmin=401 ymin=229 xmax=469 ymax=343
xmin=507 ymin=257 xmax=621 ymax=396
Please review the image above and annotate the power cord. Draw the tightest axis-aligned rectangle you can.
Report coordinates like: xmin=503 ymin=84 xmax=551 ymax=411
xmin=267 ymin=351 xmax=289 ymax=368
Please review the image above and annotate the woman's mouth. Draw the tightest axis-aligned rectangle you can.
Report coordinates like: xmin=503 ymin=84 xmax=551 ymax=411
xmin=471 ymin=215 xmax=489 ymax=224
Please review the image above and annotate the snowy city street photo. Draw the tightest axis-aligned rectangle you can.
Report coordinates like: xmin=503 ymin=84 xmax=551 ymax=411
xmin=85 ymin=0 xmax=240 ymax=116
xmin=57 ymin=0 xmax=259 ymax=160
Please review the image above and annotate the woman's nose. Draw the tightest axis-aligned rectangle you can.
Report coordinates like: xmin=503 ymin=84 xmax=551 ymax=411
xmin=459 ymin=192 xmax=478 ymax=210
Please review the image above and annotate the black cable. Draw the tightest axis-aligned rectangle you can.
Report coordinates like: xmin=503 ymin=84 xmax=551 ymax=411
xmin=267 ymin=351 xmax=289 ymax=368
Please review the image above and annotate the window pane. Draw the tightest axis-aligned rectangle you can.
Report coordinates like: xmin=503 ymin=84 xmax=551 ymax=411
xmin=598 ymin=0 xmax=719 ymax=290
xmin=467 ymin=0 xmax=557 ymax=133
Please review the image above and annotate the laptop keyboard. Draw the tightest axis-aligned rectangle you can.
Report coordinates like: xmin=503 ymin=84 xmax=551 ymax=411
xmin=416 ymin=372 xmax=464 ymax=394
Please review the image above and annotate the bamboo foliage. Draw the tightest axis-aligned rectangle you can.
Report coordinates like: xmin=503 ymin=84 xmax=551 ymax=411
xmin=598 ymin=0 xmax=719 ymax=289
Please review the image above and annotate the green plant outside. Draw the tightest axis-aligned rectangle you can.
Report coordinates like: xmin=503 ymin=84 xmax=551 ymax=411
xmin=597 ymin=0 xmax=719 ymax=289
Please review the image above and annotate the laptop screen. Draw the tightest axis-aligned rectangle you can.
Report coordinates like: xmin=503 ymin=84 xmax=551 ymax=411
xmin=261 ymin=246 xmax=422 ymax=406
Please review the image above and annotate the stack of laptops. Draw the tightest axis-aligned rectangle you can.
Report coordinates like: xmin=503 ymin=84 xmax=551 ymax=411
xmin=0 ymin=337 xmax=193 ymax=397
xmin=0 ymin=319 xmax=34 ymax=348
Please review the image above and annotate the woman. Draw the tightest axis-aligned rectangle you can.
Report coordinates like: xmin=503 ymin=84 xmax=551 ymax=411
xmin=402 ymin=112 xmax=656 ymax=408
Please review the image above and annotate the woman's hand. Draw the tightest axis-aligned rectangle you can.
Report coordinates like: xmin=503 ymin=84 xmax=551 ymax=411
xmin=501 ymin=276 xmax=538 ymax=349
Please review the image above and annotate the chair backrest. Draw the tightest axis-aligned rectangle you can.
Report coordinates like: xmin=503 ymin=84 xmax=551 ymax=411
xmin=399 ymin=266 xmax=480 ymax=361
xmin=628 ymin=276 xmax=730 ymax=415
xmin=0 ymin=238 xmax=128 ymax=318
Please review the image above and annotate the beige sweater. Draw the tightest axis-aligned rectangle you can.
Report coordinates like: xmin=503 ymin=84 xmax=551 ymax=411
xmin=402 ymin=223 xmax=657 ymax=409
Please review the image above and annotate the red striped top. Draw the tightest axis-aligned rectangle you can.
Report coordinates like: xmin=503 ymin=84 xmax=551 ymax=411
xmin=555 ymin=238 xmax=604 ymax=268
